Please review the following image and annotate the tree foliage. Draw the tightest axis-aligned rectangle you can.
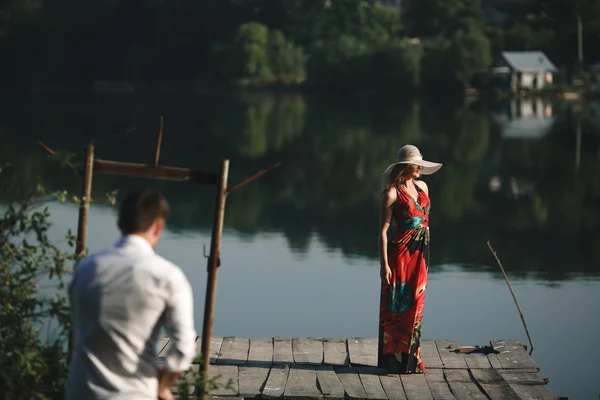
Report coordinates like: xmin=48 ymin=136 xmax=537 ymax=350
xmin=2 ymin=0 xmax=600 ymax=91
xmin=232 ymin=22 xmax=272 ymax=81
xmin=403 ymin=0 xmax=485 ymax=38
xmin=449 ymin=28 xmax=492 ymax=85
xmin=268 ymin=29 xmax=306 ymax=80
xmin=215 ymin=22 xmax=306 ymax=86
xmin=0 ymin=165 xmax=75 ymax=399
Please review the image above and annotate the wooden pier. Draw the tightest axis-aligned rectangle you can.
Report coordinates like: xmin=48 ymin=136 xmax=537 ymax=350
xmin=159 ymin=337 xmax=556 ymax=400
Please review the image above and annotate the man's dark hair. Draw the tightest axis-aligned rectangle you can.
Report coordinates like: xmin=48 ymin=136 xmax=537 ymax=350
xmin=117 ymin=189 xmax=169 ymax=234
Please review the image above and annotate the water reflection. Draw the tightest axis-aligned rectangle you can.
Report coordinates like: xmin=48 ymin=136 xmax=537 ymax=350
xmin=1 ymin=92 xmax=599 ymax=281
xmin=491 ymin=98 xmax=555 ymax=139
xmin=30 ymin=203 xmax=600 ymax=400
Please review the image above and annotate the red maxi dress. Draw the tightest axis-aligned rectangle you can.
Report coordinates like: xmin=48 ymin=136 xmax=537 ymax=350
xmin=378 ymin=184 xmax=430 ymax=373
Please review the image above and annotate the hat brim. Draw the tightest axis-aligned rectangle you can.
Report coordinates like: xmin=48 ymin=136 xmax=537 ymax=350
xmin=382 ymin=160 xmax=442 ymax=175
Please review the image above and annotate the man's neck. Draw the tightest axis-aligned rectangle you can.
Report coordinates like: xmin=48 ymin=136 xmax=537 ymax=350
xmin=129 ymin=232 xmax=156 ymax=249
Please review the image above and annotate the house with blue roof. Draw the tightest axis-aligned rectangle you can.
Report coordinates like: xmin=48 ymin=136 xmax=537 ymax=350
xmin=490 ymin=51 xmax=559 ymax=90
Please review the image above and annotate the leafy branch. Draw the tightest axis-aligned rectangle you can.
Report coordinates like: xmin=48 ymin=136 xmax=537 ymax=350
xmin=0 ymin=158 xmax=118 ymax=399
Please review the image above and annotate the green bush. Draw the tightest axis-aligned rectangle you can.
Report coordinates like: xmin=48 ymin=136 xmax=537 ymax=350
xmin=232 ymin=22 xmax=272 ymax=82
xmin=215 ymin=22 xmax=306 ymax=87
xmin=267 ymin=29 xmax=306 ymax=83
xmin=0 ymin=165 xmax=76 ymax=400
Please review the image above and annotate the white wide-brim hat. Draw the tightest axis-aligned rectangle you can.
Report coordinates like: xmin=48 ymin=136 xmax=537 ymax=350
xmin=382 ymin=145 xmax=442 ymax=175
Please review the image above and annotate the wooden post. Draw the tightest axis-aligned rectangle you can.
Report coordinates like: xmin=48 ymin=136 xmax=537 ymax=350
xmin=575 ymin=116 xmax=582 ymax=172
xmin=198 ymin=159 xmax=229 ymax=400
xmin=68 ymin=145 xmax=95 ymax=363
xmin=155 ymin=116 xmax=163 ymax=167
xmin=75 ymin=146 xmax=95 ymax=258
xmin=93 ymin=159 xmax=216 ymax=183
xmin=576 ymin=14 xmax=583 ymax=63
xmin=35 ymin=139 xmax=279 ymax=393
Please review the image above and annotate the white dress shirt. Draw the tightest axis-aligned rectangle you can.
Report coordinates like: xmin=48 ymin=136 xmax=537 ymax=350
xmin=66 ymin=235 xmax=197 ymax=400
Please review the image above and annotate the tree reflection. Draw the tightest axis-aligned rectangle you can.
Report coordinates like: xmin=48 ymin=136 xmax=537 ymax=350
xmin=1 ymin=92 xmax=599 ymax=281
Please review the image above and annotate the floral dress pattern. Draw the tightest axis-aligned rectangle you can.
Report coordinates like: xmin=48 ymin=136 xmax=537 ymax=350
xmin=378 ymin=184 xmax=430 ymax=373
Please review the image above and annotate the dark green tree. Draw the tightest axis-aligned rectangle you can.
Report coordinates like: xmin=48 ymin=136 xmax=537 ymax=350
xmin=0 ymin=165 xmax=75 ymax=399
xmin=403 ymin=0 xmax=485 ymax=38
xmin=267 ymin=29 xmax=306 ymax=83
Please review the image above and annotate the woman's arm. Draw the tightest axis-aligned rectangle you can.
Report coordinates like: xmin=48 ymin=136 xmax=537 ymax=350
xmin=379 ymin=188 xmax=397 ymax=285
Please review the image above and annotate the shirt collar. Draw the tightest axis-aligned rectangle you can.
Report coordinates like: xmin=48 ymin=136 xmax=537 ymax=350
xmin=115 ymin=234 xmax=155 ymax=254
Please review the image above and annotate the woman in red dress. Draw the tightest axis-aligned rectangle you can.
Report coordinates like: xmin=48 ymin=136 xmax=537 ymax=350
xmin=378 ymin=145 xmax=442 ymax=374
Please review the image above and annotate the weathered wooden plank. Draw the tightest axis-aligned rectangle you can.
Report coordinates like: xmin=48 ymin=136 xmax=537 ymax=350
xmin=195 ymin=337 xmax=224 ymax=364
xmin=217 ymin=337 xmax=249 ymax=365
xmin=165 ymin=338 xmax=554 ymax=400
xmin=423 ymin=369 xmax=455 ymax=400
xmin=208 ymin=365 xmax=239 ymax=397
xmin=358 ymin=368 xmax=388 ymax=400
xmin=336 ymin=367 xmax=368 ymax=400
xmin=238 ymin=365 xmax=270 ymax=398
xmin=293 ymin=338 xmax=324 ymax=365
xmin=323 ymin=338 xmax=348 ymax=366
xmin=247 ymin=337 xmax=273 ymax=365
xmin=262 ymin=365 xmax=290 ymax=399
xmin=401 ymin=374 xmax=434 ymax=400
xmin=274 ymin=337 xmax=295 ymax=365
xmin=378 ymin=371 xmax=407 ymax=400
xmin=420 ymin=340 xmax=444 ymax=369
xmin=160 ymin=337 xmax=201 ymax=367
xmin=491 ymin=340 xmax=538 ymax=370
xmin=470 ymin=368 xmax=519 ymax=400
xmin=435 ymin=341 xmax=467 ymax=369
xmin=283 ymin=365 xmax=322 ymax=399
xmin=444 ymin=369 xmax=487 ymax=400
xmin=210 ymin=337 xmax=224 ymax=364
xmin=463 ymin=355 xmax=491 ymax=370
xmin=497 ymin=370 xmax=555 ymax=400
xmin=487 ymin=353 xmax=502 ymax=370
xmin=316 ymin=365 xmax=345 ymax=400
xmin=348 ymin=338 xmax=378 ymax=367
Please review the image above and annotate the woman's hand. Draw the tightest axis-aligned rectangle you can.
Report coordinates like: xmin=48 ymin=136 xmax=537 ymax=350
xmin=380 ymin=265 xmax=392 ymax=285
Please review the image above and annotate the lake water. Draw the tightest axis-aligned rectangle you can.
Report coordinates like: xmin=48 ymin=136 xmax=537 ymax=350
xmin=1 ymin=91 xmax=599 ymax=399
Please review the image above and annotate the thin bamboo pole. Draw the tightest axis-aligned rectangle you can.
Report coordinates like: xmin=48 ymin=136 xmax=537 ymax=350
xmin=487 ymin=241 xmax=534 ymax=355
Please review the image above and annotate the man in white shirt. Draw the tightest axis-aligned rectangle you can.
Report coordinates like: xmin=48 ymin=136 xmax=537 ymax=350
xmin=66 ymin=189 xmax=197 ymax=400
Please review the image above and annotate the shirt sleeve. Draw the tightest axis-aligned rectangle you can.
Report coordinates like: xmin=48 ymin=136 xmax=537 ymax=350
xmin=163 ymin=267 xmax=197 ymax=372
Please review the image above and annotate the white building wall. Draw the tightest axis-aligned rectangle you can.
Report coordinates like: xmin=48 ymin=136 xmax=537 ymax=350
xmin=536 ymin=72 xmax=546 ymax=89
xmin=520 ymin=72 xmax=534 ymax=88
xmin=517 ymin=71 xmax=550 ymax=89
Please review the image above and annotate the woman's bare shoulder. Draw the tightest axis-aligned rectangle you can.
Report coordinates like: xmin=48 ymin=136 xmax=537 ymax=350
xmin=414 ymin=180 xmax=429 ymax=194
xmin=382 ymin=187 xmax=398 ymax=205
